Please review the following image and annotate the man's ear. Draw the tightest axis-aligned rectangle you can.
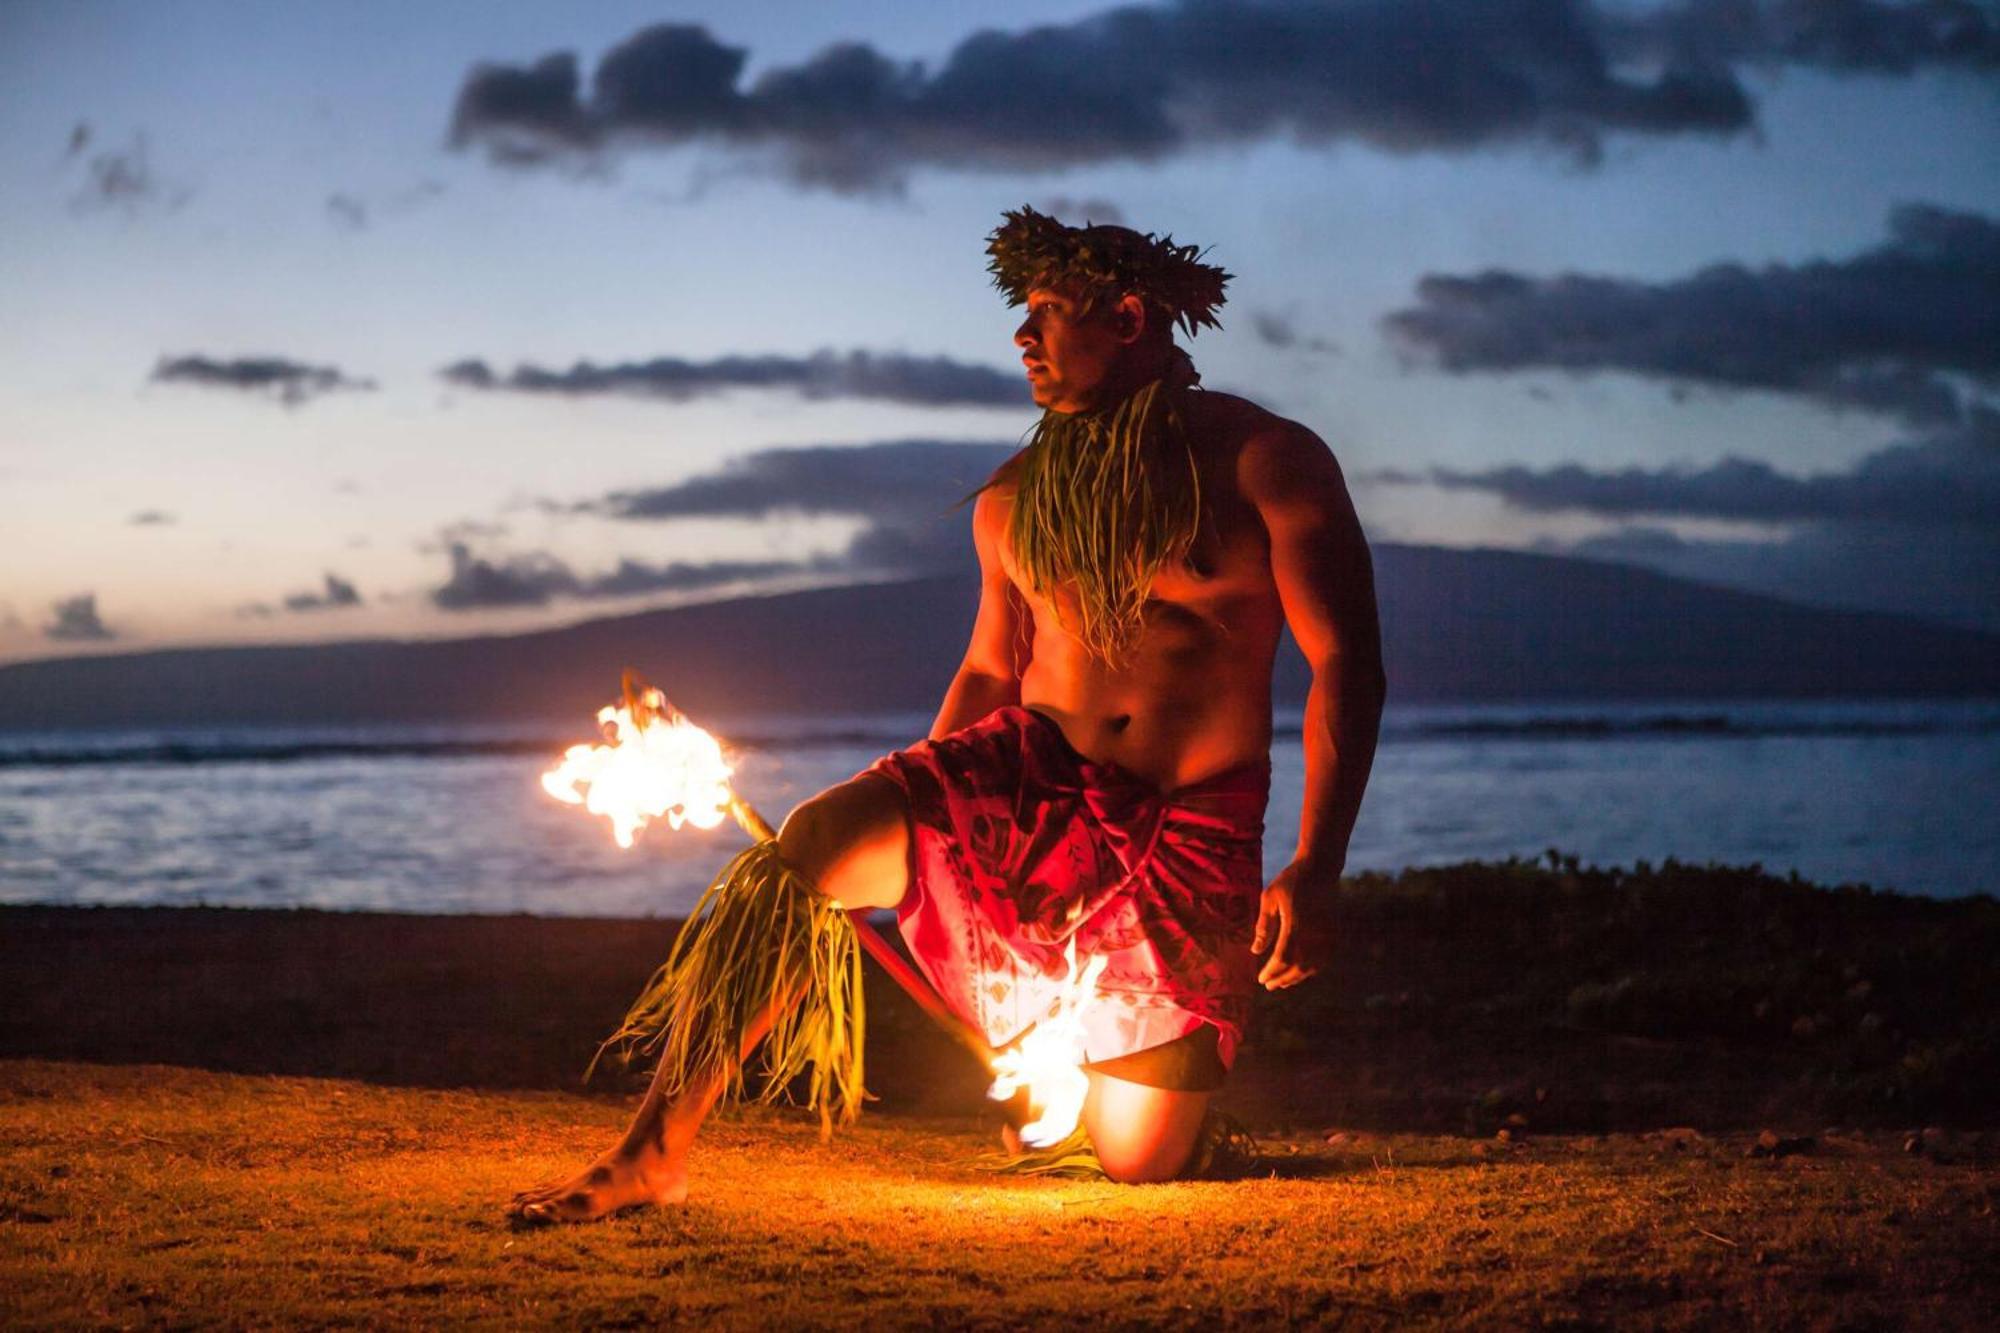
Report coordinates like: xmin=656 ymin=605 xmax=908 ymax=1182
xmin=1112 ymin=293 xmax=1148 ymax=344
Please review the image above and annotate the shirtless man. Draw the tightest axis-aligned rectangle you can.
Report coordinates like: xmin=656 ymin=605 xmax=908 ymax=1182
xmin=510 ymin=208 xmax=1384 ymax=1222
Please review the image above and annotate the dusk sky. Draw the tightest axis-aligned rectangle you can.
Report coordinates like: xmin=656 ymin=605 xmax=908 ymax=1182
xmin=3 ymin=0 xmax=1996 ymax=662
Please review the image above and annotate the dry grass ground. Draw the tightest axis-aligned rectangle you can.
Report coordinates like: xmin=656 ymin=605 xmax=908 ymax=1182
xmin=4 ymin=863 xmax=1996 ymax=1327
xmin=3 ymin=1059 xmax=1995 ymax=1329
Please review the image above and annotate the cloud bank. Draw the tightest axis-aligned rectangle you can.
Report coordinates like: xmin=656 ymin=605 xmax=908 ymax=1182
xmin=448 ymin=2 xmax=1784 ymax=191
xmin=440 ymin=350 xmax=1026 ymax=408
xmin=434 ymin=440 xmax=1014 ymax=610
xmin=63 ymin=126 xmax=193 ymax=217
xmin=151 ymin=356 xmax=378 ymax=408
xmin=1600 ymin=0 xmax=1999 ymax=75
xmin=1425 ymin=428 xmax=2000 ymax=526
xmin=45 ymin=594 xmax=114 ymax=642
xmin=1384 ymin=203 xmax=2000 ymax=425
xmin=238 ymin=573 xmax=366 ymax=619
xmin=584 ymin=439 xmax=1016 ymax=521
xmin=1396 ymin=411 xmax=2000 ymax=629
xmin=429 ymin=544 xmax=800 ymax=610
xmin=285 ymin=573 xmax=363 ymax=613
xmin=586 ymin=438 xmax=1017 ymax=572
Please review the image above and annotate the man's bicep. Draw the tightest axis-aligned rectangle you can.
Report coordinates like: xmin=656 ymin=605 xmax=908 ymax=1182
xmin=1244 ymin=428 xmax=1380 ymax=666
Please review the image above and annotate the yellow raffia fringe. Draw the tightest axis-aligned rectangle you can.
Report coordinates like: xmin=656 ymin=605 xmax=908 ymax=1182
xmin=589 ymin=840 xmax=866 ymax=1135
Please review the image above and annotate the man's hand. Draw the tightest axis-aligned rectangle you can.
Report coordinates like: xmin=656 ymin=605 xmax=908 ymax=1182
xmin=1252 ymin=859 xmax=1338 ymax=990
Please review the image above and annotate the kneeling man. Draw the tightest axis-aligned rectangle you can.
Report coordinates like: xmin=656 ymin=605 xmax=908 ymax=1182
xmin=512 ymin=206 xmax=1384 ymax=1222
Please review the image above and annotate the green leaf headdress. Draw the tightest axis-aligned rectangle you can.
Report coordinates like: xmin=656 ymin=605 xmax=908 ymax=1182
xmin=986 ymin=205 xmax=1231 ymax=338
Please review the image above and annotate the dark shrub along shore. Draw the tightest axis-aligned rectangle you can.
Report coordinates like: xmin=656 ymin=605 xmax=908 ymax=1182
xmin=4 ymin=855 xmax=1993 ymax=1135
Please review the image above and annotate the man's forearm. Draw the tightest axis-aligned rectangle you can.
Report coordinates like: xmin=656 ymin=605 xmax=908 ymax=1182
xmin=930 ymin=667 xmax=1020 ymax=740
xmin=1294 ymin=651 xmax=1385 ymax=873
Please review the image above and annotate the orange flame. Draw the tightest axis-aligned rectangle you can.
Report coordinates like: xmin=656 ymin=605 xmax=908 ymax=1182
xmin=987 ymin=940 xmax=1109 ymax=1148
xmin=540 ymin=683 xmax=733 ymax=848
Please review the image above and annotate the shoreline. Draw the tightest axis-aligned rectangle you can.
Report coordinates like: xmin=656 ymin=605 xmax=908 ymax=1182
xmin=6 ymin=857 xmax=1995 ymax=1133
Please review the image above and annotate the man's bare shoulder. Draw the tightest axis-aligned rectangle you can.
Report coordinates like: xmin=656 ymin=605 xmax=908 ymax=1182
xmin=1189 ymin=388 xmax=1322 ymax=445
xmin=971 ymin=451 xmax=1027 ymax=551
xmin=1191 ymin=391 xmax=1338 ymax=495
xmin=975 ymin=450 xmax=1028 ymax=517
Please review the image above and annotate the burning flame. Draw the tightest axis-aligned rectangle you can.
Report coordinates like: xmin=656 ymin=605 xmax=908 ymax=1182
xmin=540 ymin=685 xmax=733 ymax=848
xmin=546 ymin=673 xmax=1105 ymax=1150
xmin=987 ymin=940 xmax=1110 ymax=1148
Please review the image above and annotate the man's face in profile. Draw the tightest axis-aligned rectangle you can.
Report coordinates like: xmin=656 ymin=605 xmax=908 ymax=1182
xmin=1014 ymin=286 xmax=1130 ymax=413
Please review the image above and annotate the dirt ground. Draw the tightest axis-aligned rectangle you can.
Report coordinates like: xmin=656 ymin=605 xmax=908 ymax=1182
xmin=3 ymin=1060 xmax=1996 ymax=1329
xmin=3 ymin=868 xmax=1996 ymax=1326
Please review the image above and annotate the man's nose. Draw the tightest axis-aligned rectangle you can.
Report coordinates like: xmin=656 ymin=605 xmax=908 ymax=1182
xmin=1013 ymin=317 xmax=1038 ymax=348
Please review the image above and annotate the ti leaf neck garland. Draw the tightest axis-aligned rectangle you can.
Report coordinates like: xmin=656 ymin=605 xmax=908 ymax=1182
xmin=1009 ymin=352 xmax=1205 ymax=665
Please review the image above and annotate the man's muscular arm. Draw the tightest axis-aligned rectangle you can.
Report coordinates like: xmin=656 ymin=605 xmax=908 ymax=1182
xmin=1240 ymin=423 xmax=1387 ymax=989
xmin=930 ymin=485 xmax=1023 ymax=739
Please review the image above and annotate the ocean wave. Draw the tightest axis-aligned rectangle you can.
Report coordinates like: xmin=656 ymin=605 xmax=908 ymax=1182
xmin=0 ymin=727 xmax=923 ymax=768
xmin=1366 ymin=713 xmax=2000 ymax=743
xmin=2 ymin=706 xmax=1994 ymax=767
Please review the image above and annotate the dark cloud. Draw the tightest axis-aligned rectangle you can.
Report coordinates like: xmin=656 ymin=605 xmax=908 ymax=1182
xmin=324 ymin=179 xmax=446 ymax=232
xmin=1384 ymin=203 xmax=2000 ymax=426
xmin=428 ymin=542 xmax=800 ymax=610
xmin=440 ymin=350 xmax=1025 ymax=408
xmin=1037 ymin=195 xmax=1127 ymax=224
xmin=590 ymin=440 xmax=1015 ymax=578
xmin=429 ymin=545 xmax=574 ymax=609
xmin=1601 ymin=0 xmax=2000 ymax=76
xmin=63 ymin=130 xmax=192 ymax=216
xmin=1249 ymin=310 xmax=1339 ymax=355
xmin=326 ymin=193 xmax=369 ymax=231
xmin=447 ymin=3 xmax=1761 ymax=191
xmin=515 ymin=440 xmax=1016 ymax=599
xmin=283 ymin=573 xmax=363 ymax=613
xmin=236 ymin=572 xmax=362 ymax=620
xmin=1399 ymin=413 xmax=2000 ymax=629
xmin=45 ymin=594 xmax=114 ymax=642
xmin=586 ymin=440 xmax=1016 ymax=521
xmin=151 ymin=355 xmax=378 ymax=408
xmin=1420 ymin=418 xmax=2000 ymax=526
xmin=584 ymin=438 xmax=1008 ymax=580
xmin=127 ymin=510 xmax=175 ymax=527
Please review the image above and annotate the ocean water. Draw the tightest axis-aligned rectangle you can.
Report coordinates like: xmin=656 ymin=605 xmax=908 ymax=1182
xmin=1 ymin=699 xmax=1995 ymax=916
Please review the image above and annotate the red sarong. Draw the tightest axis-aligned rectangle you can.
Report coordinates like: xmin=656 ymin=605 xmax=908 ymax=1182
xmin=865 ymin=706 xmax=1269 ymax=1068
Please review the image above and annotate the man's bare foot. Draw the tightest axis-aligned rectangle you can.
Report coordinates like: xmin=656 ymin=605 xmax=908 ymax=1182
xmin=506 ymin=1149 xmax=687 ymax=1225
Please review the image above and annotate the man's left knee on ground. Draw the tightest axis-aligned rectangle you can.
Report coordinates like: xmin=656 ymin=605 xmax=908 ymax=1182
xmin=1086 ymin=1078 xmax=1210 ymax=1183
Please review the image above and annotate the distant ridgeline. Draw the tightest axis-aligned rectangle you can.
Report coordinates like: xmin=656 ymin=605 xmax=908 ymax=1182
xmin=0 ymin=545 xmax=1995 ymax=729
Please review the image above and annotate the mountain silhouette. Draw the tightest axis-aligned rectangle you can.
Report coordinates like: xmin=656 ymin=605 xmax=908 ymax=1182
xmin=1 ymin=545 xmax=1994 ymax=730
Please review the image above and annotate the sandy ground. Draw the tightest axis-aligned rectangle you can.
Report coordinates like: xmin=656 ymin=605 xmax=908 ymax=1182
xmin=3 ymin=1060 xmax=1996 ymax=1329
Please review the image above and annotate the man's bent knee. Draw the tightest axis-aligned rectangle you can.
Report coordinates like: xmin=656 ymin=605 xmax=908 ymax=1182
xmin=1084 ymin=1077 xmax=1210 ymax=1184
xmin=776 ymin=774 xmax=910 ymax=913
